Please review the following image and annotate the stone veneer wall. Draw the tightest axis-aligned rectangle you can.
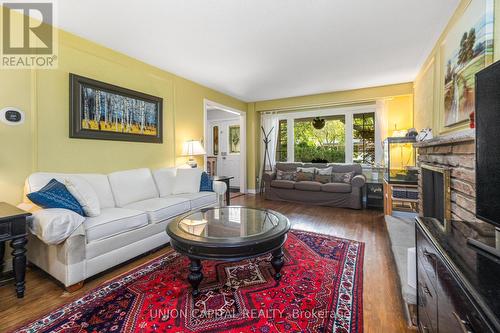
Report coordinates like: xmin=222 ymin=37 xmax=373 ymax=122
xmin=414 ymin=130 xmax=476 ymax=222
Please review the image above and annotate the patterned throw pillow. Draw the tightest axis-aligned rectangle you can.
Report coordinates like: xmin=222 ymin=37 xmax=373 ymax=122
xmin=332 ymin=171 xmax=355 ymax=184
xmin=27 ymin=179 xmax=85 ymax=216
xmin=314 ymin=167 xmax=333 ymax=184
xmin=199 ymin=172 xmax=214 ymax=192
xmin=276 ymin=169 xmax=296 ymax=181
xmin=295 ymin=167 xmax=315 ymax=182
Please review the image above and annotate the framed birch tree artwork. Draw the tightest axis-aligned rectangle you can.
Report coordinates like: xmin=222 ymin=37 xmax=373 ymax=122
xmin=69 ymin=74 xmax=163 ymax=143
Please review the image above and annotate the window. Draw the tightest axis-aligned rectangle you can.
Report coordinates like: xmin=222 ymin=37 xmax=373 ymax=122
xmin=276 ymin=119 xmax=287 ymax=162
xmin=294 ymin=115 xmax=345 ymax=163
xmin=353 ymin=112 xmax=375 ymax=165
xmin=271 ymin=106 xmax=378 ymax=164
xmin=229 ymin=125 xmax=240 ymax=153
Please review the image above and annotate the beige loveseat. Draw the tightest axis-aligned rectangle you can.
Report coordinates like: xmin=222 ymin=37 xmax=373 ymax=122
xmin=263 ymin=162 xmax=365 ymax=209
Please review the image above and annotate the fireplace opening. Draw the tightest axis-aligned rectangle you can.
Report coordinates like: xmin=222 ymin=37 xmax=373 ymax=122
xmin=421 ymin=164 xmax=451 ymax=230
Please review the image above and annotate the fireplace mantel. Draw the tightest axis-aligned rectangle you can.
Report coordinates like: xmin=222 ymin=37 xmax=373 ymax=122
xmin=414 ymin=129 xmax=475 ymax=148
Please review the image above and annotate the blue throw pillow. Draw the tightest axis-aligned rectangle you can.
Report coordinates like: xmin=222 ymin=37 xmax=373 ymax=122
xmin=27 ymin=179 xmax=85 ymax=216
xmin=199 ymin=172 xmax=214 ymax=192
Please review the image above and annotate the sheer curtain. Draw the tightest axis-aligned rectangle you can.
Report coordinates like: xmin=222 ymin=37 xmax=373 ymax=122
xmin=375 ymin=99 xmax=389 ymax=165
xmin=261 ymin=112 xmax=279 ymax=171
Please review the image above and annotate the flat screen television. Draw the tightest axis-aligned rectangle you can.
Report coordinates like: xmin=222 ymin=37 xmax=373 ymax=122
xmin=476 ymin=61 xmax=500 ymax=228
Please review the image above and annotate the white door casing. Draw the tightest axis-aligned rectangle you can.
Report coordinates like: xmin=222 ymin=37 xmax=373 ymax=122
xmin=208 ymin=119 xmax=241 ymax=188
xmin=203 ymin=99 xmax=247 ymax=193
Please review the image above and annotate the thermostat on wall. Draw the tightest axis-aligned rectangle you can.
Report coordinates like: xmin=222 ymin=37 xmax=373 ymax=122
xmin=0 ymin=107 xmax=25 ymax=125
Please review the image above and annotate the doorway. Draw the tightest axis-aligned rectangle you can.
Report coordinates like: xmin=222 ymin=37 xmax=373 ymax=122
xmin=203 ymin=99 xmax=246 ymax=193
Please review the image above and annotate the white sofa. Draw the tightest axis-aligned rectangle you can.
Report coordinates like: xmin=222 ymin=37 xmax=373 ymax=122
xmin=20 ymin=167 xmax=226 ymax=290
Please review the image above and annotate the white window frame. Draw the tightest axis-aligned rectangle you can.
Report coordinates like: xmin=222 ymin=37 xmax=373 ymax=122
xmin=275 ymin=104 xmax=381 ymax=164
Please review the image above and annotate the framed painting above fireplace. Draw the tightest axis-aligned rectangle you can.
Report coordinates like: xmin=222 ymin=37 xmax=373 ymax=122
xmin=441 ymin=0 xmax=494 ymax=128
xmin=69 ymin=74 xmax=163 ymax=143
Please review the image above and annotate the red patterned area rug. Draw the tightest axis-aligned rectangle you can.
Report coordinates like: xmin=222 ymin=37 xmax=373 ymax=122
xmin=13 ymin=230 xmax=364 ymax=333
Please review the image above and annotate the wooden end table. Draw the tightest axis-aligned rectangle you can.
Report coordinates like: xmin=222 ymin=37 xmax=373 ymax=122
xmin=0 ymin=202 xmax=31 ymax=298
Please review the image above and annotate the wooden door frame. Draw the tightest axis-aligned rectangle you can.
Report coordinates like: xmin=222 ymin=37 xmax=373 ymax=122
xmin=203 ymin=99 xmax=247 ymax=193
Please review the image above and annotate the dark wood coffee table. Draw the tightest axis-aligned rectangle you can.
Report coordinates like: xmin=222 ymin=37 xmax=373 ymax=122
xmin=166 ymin=206 xmax=291 ymax=296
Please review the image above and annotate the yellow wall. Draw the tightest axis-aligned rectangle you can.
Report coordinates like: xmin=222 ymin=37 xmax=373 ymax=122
xmin=254 ymin=83 xmax=413 ymax=112
xmin=0 ymin=29 xmax=246 ymax=205
xmin=414 ymin=0 xmax=500 ymax=134
xmin=387 ymin=95 xmax=414 ymax=134
xmin=245 ymin=84 xmax=414 ymax=189
xmin=246 ymin=103 xmax=259 ymax=192
xmin=0 ymin=70 xmax=35 ymax=206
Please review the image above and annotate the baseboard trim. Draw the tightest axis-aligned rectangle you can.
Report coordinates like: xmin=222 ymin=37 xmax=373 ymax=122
xmin=246 ymin=189 xmax=257 ymax=194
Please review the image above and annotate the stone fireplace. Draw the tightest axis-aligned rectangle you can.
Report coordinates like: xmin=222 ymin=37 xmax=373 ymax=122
xmin=414 ymin=130 xmax=475 ymax=223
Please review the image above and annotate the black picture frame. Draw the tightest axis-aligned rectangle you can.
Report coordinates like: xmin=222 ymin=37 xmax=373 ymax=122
xmin=69 ymin=73 xmax=163 ymax=143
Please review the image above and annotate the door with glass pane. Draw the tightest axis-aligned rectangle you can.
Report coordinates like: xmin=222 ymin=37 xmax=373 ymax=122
xmin=213 ymin=120 xmax=240 ymax=188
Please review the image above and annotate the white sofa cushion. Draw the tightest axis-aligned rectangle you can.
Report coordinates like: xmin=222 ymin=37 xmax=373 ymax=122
xmin=28 ymin=208 xmax=86 ymax=245
xmin=25 ymin=172 xmax=115 ymax=209
xmin=108 ymin=168 xmax=159 ymax=207
xmin=124 ymin=197 xmax=191 ymax=224
xmin=76 ymin=174 xmax=116 ymax=209
xmin=172 ymin=192 xmax=217 ymax=209
xmin=64 ymin=176 xmax=101 ymax=217
xmin=25 ymin=172 xmax=67 ymax=193
xmin=172 ymin=168 xmax=203 ymax=194
xmin=153 ymin=168 xmax=177 ymax=197
xmin=84 ymin=207 xmax=148 ymax=242
xmin=25 ymin=173 xmax=55 ymax=192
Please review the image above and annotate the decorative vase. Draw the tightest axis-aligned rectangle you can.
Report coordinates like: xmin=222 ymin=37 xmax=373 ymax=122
xmin=469 ymin=111 xmax=475 ymax=129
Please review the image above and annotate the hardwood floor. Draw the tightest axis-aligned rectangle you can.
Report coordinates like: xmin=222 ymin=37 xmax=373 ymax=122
xmin=0 ymin=195 xmax=415 ymax=332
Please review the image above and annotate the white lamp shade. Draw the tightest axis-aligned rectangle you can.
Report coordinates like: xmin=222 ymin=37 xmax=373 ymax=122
xmin=182 ymin=140 xmax=206 ymax=156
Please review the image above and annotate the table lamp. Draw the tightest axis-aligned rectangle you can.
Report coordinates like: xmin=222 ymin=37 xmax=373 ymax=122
xmin=182 ymin=140 xmax=206 ymax=168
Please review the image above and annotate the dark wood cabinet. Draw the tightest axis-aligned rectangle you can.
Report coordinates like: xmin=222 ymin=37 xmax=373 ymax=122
xmin=417 ymin=260 xmax=437 ymax=332
xmin=416 ymin=219 xmax=498 ymax=333
xmin=0 ymin=203 xmax=31 ymax=298
xmin=364 ymin=182 xmax=384 ymax=209
xmin=434 ymin=258 xmax=490 ymax=333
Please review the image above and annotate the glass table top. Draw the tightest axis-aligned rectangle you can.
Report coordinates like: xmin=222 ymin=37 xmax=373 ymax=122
xmin=177 ymin=207 xmax=280 ymax=239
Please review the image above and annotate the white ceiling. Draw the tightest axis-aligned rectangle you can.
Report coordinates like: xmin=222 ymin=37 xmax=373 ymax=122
xmin=53 ymin=0 xmax=459 ymax=102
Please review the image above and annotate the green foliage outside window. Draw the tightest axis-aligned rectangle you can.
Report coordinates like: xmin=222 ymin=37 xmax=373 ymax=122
xmin=353 ymin=112 xmax=375 ymax=165
xmin=293 ymin=116 xmax=345 ymax=163
xmin=275 ymin=112 xmax=375 ymax=164
xmin=276 ymin=120 xmax=288 ymax=162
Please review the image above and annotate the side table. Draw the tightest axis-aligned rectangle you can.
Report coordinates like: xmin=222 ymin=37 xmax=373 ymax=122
xmin=212 ymin=176 xmax=234 ymax=205
xmin=363 ymin=178 xmax=384 ymax=210
xmin=0 ymin=202 xmax=31 ymax=298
